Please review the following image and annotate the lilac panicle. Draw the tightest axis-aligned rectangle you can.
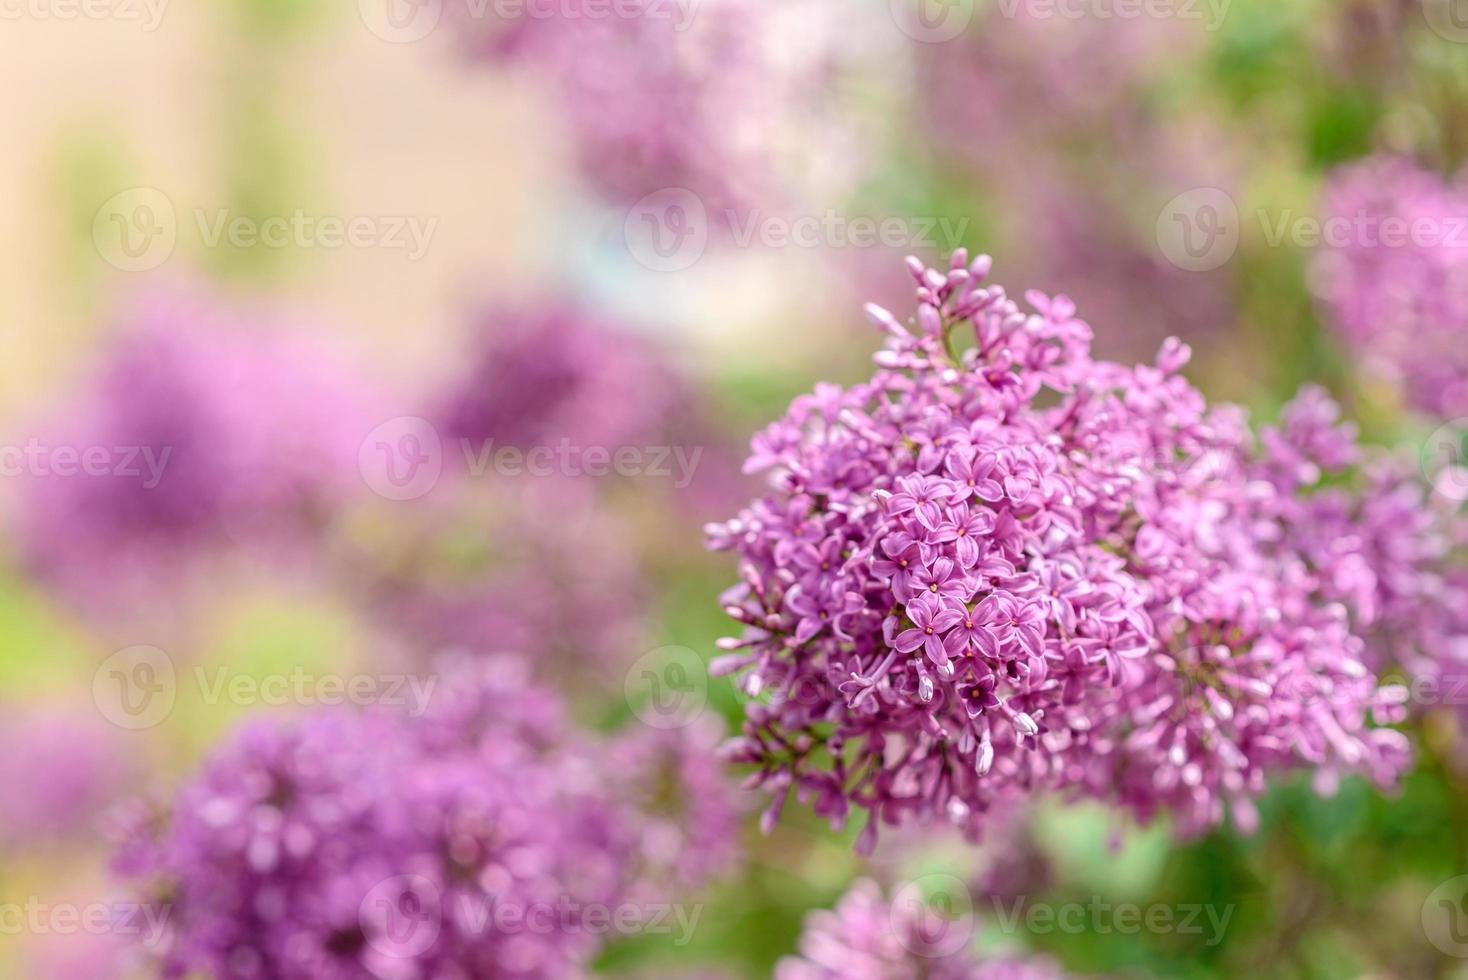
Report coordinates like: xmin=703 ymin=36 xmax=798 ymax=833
xmin=708 ymin=252 xmax=1409 ymax=850
xmin=438 ymin=303 xmax=694 ymax=457
xmin=1259 ymin=387 xmax=1468 ymax=734
xmin=1313 ymin=156 xmax=1468 ymax=418
xmin=13 ymin=291 xmax=379 ymax=619
xmin=114 ymin=656 xmax=737 ymax=979
xmin=776 ymin=879 xmax=1073 ymax=980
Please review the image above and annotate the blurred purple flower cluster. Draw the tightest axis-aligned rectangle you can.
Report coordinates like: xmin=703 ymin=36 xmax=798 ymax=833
xmin=0 ymin=704 xmax=134 ymax=850
xmin=1259 ymin=388 xmax=1468 ymax=730
xmin=777 ymin=879 xmax=1071 ymax=980
xmin=114 ymin=656 xmax=737 ymax=979
xmin=453 ymin=0 xmax=895 ymax=219
xmin=1313 ymin=156 xmax=1468 ymax=419
xmin=916 ymin=10 xmax=1236 ymax=360
xmin=710 ymin=253 xmax=1410 ymax=850
xmin=438 ymin=304 xmax=695 ymax=457
xmin=12 ymin=291 xmax=380 ymax=623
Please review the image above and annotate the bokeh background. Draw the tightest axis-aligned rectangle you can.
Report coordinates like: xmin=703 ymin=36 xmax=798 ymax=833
xmin=3 ymin=0 xmax=1468 ymax=976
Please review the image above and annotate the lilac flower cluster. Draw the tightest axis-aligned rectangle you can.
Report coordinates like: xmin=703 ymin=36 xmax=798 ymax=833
xmin=438 ymin=303 xmax=695 ymax=461
xmin=777 ymin=879 xmax=1070 ymax=980
xmin=1312 ymin=156 xmax=1468 ymax=418
xmin=13 ymin=292 xmax=379 ymax=620
xmin=709 ymin=253 xmax=1410 ymax=850
xmin=1258 ymin=388 xmax=1468 ymax=730
xmin=114 ymin=656 xmax=736 ymax=979
xmin=0 ymin=703 xmax=133 ymax=850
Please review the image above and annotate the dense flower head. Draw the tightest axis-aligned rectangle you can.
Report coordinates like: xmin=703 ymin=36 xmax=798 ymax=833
xmin=437 ymin=303 xmax=693 ymax=458
xmin=452 ymin=0 xmax=896 ymax=217
xmin=11 ymin=292 xmax=379 ymax=619
xmin=1258 ymin=388 xmax=1468 ymax=727
xmin=1312 ymin=156 xmax=1468 ymax=418
xmin=114 ymin=656 xmax=736 ymax=979
xmin=776 ymin=879 xmax=1072 ymax=980
xmin=709 ymin=252 xmax=1409 ymax=850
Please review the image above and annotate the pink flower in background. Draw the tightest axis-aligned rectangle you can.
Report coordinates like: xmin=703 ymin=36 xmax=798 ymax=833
xmin=916 ymin=11 xmax=1236 ymax=361
xmin=453 ymin=0 xmax=898 ymax=219
xmin=438 ymin=303 xmax=694 ymax=458
xmin=9 ymin=292 xmax=381 ymax=621
xmin=0 ymin=703 xmax=133 ymax=849
xmin=710 ymin=253 xmax=1407 ymax=851
xmin=114 ymin=655 xmax=738 ymax=979
xmin=776 ymin=879 xmax=1073 ymax=980
xmin=1259 ymin=387 xmax=1468 ymax=733
xmin=1313 ymin=156 xmax=1468 ymax=418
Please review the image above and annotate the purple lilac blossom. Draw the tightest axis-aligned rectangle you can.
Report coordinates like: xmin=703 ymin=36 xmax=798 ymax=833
xmin=1312 ymin=156 xmax=1468 ymax=418
xmin=113 ymin=656 xmax=736 ymax=979
xmin=1259 ymin=386 xmax=1468 ymax=732
xmin=437 ymin=303 xmax=694 ymax=460
xmin=708 ymin=252 xmax=1410 ymax=851
xmin=452 ymin=0 xmax=895 ymax=220
xmin=10 ymin=291 xmax=380 ymax=620
xmin=0 ymin=703 xmax=133 ymax=849
xmin=916 ymin=12 xmax=1235 ymax=361
xmin=776 ymin=879 xmax=1073 ymax=980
